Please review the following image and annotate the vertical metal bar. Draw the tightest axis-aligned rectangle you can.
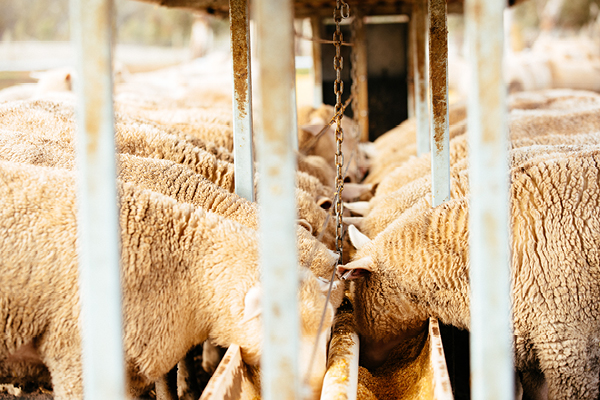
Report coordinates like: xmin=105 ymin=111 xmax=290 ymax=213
xmin=353 ymin=10 xmax=369 ymax=142
xmin=310 ymin=16 xmax=324 ymax=108
xmin=415 ymin=0 xmax=430 ymax=156
xmin=466 ymin=0 xmax=514 ymax=396
xmin=428 ymin=0 xmax=450 ymax=207
xmin=254 ymin=0 xmax=300 ymax=399
xmin=230 ymin=0 xmax=255 ymax=202
xmin=407 ymin=9 xmax=416 ymax=120
xmin=70 ymin=0 xmax=126 ymax=399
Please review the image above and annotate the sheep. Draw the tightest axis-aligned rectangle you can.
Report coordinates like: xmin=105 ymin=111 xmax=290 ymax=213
xmin=0 ymin=67 xmax=73 ymax=103
xmin=117 ymin=113 xmax=235 ymax=163
xmin=372 ymin=133 xmax=469 ymax=200
xmin=297 ymin=104 xmax=367 ymax=183
xmin=339 ymin=149 xmax=600 ymax=399
xmin=360 ymin=159 xmax=470 ymax=238
xmin=115 ymin=153 xmax=337 ymax=251
xmin=297 ymin=153 xmax=336 ymax=187
xmin=0 ymin=100 xmax=235 ymax=189
xmin=0 ymin=160 xmax=344 ymax=400
xmin=364 ymin=120 xmax=467 ymax=185
xmin=360 ymin=144 xmax=594 ymax=238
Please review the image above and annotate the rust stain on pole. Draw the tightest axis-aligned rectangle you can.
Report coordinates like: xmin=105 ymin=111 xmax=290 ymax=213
xmin=229 ymin=0 xmax=249 ymax=118
xmin=416 ymin=0 xmax=427 ymax=105
xmin=429 ymin=0 xmax=448 ymax=153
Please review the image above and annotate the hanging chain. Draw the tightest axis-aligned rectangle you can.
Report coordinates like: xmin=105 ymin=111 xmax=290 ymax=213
xmin=333 ymin=0 xmax=349 ymax=262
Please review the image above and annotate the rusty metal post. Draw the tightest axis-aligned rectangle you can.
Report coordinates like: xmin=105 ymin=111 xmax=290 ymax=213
xmin=407 ymin=8 xmax=416 ymax=120
xmin=311 ymin=16 xmax=324 ymax=108
xmin=415 ymin=0 xmax=430 ymax=157
xmin=230 ymin=0 xmax=255 ymax=202
xmin=254 ymin=0 xmax=300 ymax=399
xmin=428 ymin=0 xmax=450 ymax=207
xmin=70 ymin=0 xmax=126 ymax=399
xmin=353 ymin=10 xmax=369 ymax=142
xmin=466 ymin=0 xmax=514 ymax=396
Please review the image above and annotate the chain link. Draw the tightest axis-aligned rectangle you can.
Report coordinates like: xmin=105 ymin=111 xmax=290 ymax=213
xmin=333 ymin=0 xmax=349 ymax=262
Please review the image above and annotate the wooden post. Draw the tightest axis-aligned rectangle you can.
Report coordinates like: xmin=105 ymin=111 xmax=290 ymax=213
xmin=311 ymin=16 xmax=324 ymax=108
xmin=353 ymin=10 xmax=369 ymax=142
xmin=407 ymin=8 xmax=416 ymax=120
xmin=415 ymin=0 xmax=430 ymax=156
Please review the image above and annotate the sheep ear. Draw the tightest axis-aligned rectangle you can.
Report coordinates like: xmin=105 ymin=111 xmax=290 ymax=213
xmin=341 ymin=185 xmax=374 ymax=202
xmin=343 ymin=201 xmax=370 ymax=216
xmin=359 ymin=142 xmax=378 ymax=160
xmin=297 ymin=219 xmax=313 ymax=235
xmin=300 ymin=124 xmax=328 ymax=136
xmin=337 ymin=257 xmax=373 ymax=280
xmin=344 ymin=217 xmax=364 ymax=230
xmin=317 ymin=196 xmax=333 ymax=210
xmin=242 ymin=286 xmax=262 ymax=323
xmin=348 ymin=224 xmax=371 ymax=250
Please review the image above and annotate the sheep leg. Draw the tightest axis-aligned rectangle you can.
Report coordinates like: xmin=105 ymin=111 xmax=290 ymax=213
xmin=44 ymin=358 xmax=83 ymax=400
xmin=177 ymin=351 xmax=200 ymax=400
xmin=155 ymin=367 xmax=177 ymax=400
xmin=536 ymin=336 xmax=600 ymax=400
xmin=518 ymin=369 xmax=547 ymax=400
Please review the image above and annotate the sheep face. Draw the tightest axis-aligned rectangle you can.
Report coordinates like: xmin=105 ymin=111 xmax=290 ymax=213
xmin=338 ymin=254 xmax=426 ymax=342
xmin=233 ymin=273 xmax=344 ymax=400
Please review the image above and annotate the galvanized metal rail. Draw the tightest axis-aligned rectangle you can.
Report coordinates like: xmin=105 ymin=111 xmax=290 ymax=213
xmin=230 ymin=0 xmax=255 ymax=202
xmin=70 ymin=0 xmax=126 ymax=398
xmin=466 ymin=0 xmax=514 ymax=396
xmin=428 ymin=0 xmax=451 ymax=207
xmin=254 ymin=0 xmax=302 ymax=398
xmin=414 ymin=0 xmax=430 ymax=157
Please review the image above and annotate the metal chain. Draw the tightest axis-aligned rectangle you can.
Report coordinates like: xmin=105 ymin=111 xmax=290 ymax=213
xmin=333 ymin=0 xmax=349 ymax=263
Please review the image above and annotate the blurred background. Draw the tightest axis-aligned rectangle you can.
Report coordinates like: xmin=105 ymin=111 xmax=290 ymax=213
xmin=0 ymin=0 xmax=599 ymax=113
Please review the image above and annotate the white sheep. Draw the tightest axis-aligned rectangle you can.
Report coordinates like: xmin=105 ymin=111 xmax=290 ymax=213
xmin=0 ymin=160 xmax=343 ymax=400
xmin=297 ymin=103 xmax=367 ymax=183
xmin=340 ymin=149 xmax=600 ymax=399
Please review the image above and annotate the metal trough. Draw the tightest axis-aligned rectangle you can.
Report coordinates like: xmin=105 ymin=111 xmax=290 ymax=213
xmin=199 ymin=304 xmax=453 ymax=400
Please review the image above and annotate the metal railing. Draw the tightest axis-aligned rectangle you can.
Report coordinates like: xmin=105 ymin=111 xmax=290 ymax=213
xmin=70 ymin=0 xmax=126 ymax=399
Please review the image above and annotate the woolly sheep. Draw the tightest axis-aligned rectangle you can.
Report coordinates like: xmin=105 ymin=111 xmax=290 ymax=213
xmin=365 ymin=120 xmax=467 ymax=185
xmin=340 ymin=149 xmax=600 ymax=399
xmin=372 ymin=133 xmax=469 ymax=200
xmin=0 ymin=100 xmax=235 ymax=190
xmin=116 ymin=153 xmax=338 ymax=252
xmin=0 ymin=160 xmax=344 ymax=399
xmin=298 ymin=104 xmax=367 ymax=183
xmin=360 ymin=145 xmax=593 ymax=238
xmin=297 ymin=153 xmax=336 ymax=187
xmin=0 ymin=67 xmax=73 ymax=103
